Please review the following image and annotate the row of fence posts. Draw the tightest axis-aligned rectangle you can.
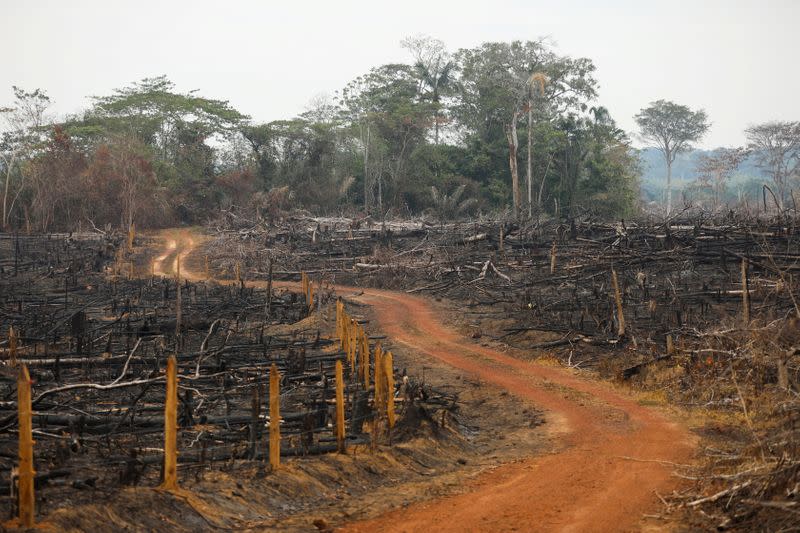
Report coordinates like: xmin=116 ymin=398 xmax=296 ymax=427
xmin=336 ymin=298 xmax=396 ymax=434
xmin=5 ymin=271 xmax=397 ymax=527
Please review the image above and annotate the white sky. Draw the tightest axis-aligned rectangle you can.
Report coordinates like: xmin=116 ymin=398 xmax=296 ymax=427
xmin=2 ymin=0 xmax=797 ymax=148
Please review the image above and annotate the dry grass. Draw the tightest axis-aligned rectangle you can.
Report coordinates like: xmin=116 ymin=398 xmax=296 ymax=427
xmin=630 ymin=322 xmax=800 ymax=531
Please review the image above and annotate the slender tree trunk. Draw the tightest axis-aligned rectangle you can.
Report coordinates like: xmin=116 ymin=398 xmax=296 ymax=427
xmin=378 ymin=175 xmax=382 ymax=213
xmin=2 ymin=153 xmax=17 ymax=228
xmin=538 ymin=153 xmax=554 ymax=207
xmin=506 ymin=114 xmax=520 ymax=219
xmin=666 ymin=158 xmax=672 ymax=214
xmin=2 ymin=168 xmax=10 ymax=228
xmin=363 ymin=123 xmax=370 ymax=213
xmin=526 ymin=103 xmax=533 ymax=218
xmin=433 ymin=95 xmax=440 ymax=145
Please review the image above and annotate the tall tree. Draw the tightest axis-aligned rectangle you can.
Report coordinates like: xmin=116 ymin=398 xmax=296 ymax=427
xmin=83 ymin=135 xmax=159 ymax=230
xmin=744 ymin=121 xmax=800 ymax=209
xmin=27 ymin=126 xmax=86 ymax=231
xmin=402 ymin=34 xmax=454 ymax=145
xmin=341 ymin=64 xmax=431 ymax=212
xmin=526 ymin=72 xmax=547 ymax=215
xmin=72 ymin=76 xmax=247 ymax=163
xmin=1 ymin=86 xmax=51 ymax=228
xmin=454 ymin=41 xmax=596 ymax=218
xmin=634 ymin=100 xmax=709 ymax=214
xmin=65 ymin=77 xmax=248 ymax=224
xmin=240 ymin=123 xmax=278 ymax=184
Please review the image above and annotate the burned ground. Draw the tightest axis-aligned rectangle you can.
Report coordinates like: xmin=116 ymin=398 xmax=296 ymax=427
xmin=0 ymin=230 xmax=544 ymax=531
xmin=199 ymin=212 xmax=800 ymax=531
xmin=1 ymin=212 xmax=799 ymax=530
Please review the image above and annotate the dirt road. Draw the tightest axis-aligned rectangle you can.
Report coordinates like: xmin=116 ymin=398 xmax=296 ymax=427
xmin=340 ymin=289 xmax=694 ymax=532
xmin=157 ymin=231 xmax=695 ymax=532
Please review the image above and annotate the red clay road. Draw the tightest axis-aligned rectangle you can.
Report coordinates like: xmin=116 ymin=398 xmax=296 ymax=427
xmin=159 ymin=231 xmax=695 ymax=533
xmin=338 ymin=288 xmax=694 ymax=532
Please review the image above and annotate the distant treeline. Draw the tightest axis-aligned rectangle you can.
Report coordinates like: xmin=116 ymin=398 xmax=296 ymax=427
xmin=2 ymin=36 xmax=795 ymax=232
xmin=0 ymin=37 xmax=644 ymax=232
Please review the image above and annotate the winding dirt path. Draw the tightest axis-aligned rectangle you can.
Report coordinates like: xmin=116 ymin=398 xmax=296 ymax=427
xmin=155 ymin=231 xmax=695 ymax=532
xmin=339 ymin=291 xmax=693 ymax=533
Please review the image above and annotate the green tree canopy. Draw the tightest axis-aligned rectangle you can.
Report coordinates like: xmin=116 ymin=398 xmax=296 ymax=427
xmin=634 ymin=100 xmax=709 ymax=213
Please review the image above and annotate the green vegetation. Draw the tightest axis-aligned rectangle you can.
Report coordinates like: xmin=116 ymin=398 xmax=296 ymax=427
xmin=634 ymin=100 xmax=709 ymax=214
xmin=2 ymin=37 xmax=796 ymax=232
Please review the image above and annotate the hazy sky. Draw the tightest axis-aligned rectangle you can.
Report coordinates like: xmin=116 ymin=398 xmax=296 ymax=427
xmin=2 ymin=0 xmax=797 ymax=148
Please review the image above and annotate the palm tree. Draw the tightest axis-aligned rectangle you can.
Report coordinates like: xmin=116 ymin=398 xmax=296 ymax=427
xmin=526 ymin=72 xmax=548 ymax=216
xmin=430 ymin=184 xmax=476 ymax=221
xmin=414 ymin=60 xmax=455 ymax=145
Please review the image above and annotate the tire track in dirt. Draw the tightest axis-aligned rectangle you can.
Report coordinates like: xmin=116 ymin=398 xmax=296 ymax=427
xmin=161 ymin=230 xmax=695 ymax=533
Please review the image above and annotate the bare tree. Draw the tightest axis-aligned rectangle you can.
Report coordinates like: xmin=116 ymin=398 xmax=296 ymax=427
xmin=745 ymin=121 xmax=800 ymax=210
xmin=506 ymin=111 xmax=523 ymax=217
xmin=635 ymin=100 xmax=709 ymax=214
xmin=696 ymin=147 xmax=746 ymax=208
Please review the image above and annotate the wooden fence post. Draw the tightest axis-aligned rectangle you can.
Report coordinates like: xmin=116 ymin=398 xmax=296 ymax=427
xmin=360 ymin=326 xmax=369 ymax=389
xmin=269 ymin=363 xmax=281 ymax=470
xmin=349 ymin=319 xmax=357 ymax=373
xmin=383 ymin=352 xmax=396 ymax=428
xmin=374 ymin=343 xmax=384 ymax=414
xmin=8 ymin=326 xmax=18 ymax=366
xmin=338 ymin=306 xmax=345 ymax=349
xmin=341 ymin=313 xmax=348 ymax=360
xmin=347 ymin=318 xmax=353 ymax=365
xmin=161 ymin=355 xmax=178 ymax=490
xmin=335 ymin=360 xmax=346 ymax=453
xmin=17 ymin=364 xmax=35 ymax=527
xmin=341 ymin=306 xmax=348 ymax=349
xmin=336 ymin=300 xmax=342 ymax=344
xmin=611 ymin=269 xmax=626 ymax=337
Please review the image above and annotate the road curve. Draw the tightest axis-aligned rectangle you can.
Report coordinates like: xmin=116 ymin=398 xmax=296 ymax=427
xmin=339 ymin=289 xmax=693 ymax=532
xmin=156 ymin=230 xmax=695 ymax=532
